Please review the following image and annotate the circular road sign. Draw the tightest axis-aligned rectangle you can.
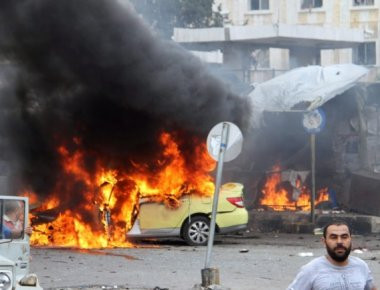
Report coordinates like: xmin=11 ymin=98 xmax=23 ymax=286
xmin=302 ymin=108 xmax=326 ymax=134
xmin=206 ymin=122 xmax=243 ymax=162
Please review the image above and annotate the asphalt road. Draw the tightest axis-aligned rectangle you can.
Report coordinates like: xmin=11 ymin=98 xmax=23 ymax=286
xmin=30 ymin=233 xmax=380 ymax=290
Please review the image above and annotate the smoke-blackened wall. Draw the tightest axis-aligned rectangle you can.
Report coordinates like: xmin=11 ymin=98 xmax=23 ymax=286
xmin=0 ymin=0 xmax=250 ymax=198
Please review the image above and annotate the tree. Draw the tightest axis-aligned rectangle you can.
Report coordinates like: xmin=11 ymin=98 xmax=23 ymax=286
xmin=129 ymin=0 xmax=222 ymax=39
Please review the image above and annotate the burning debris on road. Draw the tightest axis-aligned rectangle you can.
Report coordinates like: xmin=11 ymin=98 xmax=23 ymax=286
xmin=258 ymin=164 xmax=329 ymax=211
xmin=0 ymin=0 xmax=251 ymax=248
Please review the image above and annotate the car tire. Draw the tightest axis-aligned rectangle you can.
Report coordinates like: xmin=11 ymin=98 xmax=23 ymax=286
xmin=183 ymin=216 xmax=210 ymax=246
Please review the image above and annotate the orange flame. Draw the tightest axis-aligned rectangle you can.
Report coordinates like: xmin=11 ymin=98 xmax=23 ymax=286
xmin=260 ymin=165 xmax=329 ymax=211
xmin=29 ymin=132 xmax=216 ymax=248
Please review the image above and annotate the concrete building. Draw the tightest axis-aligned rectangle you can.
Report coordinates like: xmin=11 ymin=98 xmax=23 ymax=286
xmin=174 ymin=0 xmax=380 ymax=215
xmin=173 ymin=0 xmax=378 ymax=83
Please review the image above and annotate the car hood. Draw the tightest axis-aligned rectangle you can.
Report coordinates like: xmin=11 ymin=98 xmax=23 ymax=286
xmin=0 ymin=255 xmax=16 ymax=267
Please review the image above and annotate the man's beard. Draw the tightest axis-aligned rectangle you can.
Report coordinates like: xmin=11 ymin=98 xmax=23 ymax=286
xmin=326 ymin=243 xmax=351 ymax=262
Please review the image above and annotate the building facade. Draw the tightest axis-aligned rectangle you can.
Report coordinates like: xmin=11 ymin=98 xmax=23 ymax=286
xmin=174 ymin=0 xmax=379 ymax=83
xmin=173 ymin=1 xmax=380 ymax=213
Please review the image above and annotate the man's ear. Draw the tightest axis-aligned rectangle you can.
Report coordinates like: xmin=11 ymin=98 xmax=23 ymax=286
xmin=321 ymin=237 xmax=326 ymax=245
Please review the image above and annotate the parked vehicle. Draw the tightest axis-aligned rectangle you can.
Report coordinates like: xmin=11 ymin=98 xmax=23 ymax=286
xmin=127 ymin=182 xmax=248 ymax=246
xmin=0 ymin=196 xmax=43 ymax=290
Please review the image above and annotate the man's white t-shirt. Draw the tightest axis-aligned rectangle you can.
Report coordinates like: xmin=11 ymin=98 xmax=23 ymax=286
xmin=287 ymin=255 xmax=374 ymax=290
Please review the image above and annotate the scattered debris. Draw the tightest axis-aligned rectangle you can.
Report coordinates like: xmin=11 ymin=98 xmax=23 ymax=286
xmin=192 ymin=284 xmax=231 ymax=290
xmin=77 ymin=249 xmax=139 ymax=260
xmin=297 ymin=252 xmax=314 ymax=257
xmin=57 ymin=286 xmax=126 ymax=290
xmin=19 ymin=274 xmax=39 ymax=286
xmin=207 ymin=286 xmax=230 ymax=290
xmin=353 ymin=247 xmax=368 ymax=254
xmin=258 ymin=277 xmax=273 ymax=280
xmin=313 ymin=228 xmax=323 ymax=235
xmin=353 ymin=249 xmax=364 ymax=254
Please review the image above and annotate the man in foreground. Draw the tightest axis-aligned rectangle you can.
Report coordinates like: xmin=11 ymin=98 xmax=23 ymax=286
xmin=287 ymin=220 xmax=377 ymax=290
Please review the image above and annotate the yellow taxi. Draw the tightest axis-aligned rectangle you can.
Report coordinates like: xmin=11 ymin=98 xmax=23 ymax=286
xmin=127 ymin=183 xmax=248 ymax=246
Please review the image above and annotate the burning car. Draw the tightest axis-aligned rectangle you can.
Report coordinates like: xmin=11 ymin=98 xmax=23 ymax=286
xmin=127 ymin=182 xmax=248 ymax=246
xmin=0 ymin=196 xmax=43 ymax=290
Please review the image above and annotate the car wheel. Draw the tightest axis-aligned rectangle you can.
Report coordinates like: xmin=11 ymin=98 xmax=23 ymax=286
xmin=183 ymin=216 xmax=210 ymax=246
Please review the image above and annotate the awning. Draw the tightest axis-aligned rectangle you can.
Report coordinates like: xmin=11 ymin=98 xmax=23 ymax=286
xmin=247 ymin=64 xmax=369 ymax=127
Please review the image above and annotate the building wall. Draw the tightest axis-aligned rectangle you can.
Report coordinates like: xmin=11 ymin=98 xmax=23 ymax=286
xmin=215 ymin=0 xmax=380 ymax=67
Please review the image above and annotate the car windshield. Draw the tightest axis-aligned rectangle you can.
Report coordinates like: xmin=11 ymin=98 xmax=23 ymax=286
xmin=0 ymin=199 xmax=26 ymax=240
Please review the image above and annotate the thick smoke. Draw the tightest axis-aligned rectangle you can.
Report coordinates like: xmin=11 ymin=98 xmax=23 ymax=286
xmin=0 ymin=0 xmax=250 ymax=202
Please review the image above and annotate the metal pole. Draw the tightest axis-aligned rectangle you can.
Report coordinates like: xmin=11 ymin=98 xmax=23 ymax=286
xmin=310 ymin=133 xmax=316 ymax=224
xmin=204 ymin=122 xmax=229 ymax=269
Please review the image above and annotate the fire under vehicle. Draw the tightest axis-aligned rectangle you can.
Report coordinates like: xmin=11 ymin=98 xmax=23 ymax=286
xmin=0 ymin=196 xmax=43 ymax=290
xmin=127 ymin=182 xmax=248 ymax=246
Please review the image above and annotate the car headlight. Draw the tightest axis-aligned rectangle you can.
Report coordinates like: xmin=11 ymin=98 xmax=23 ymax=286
xmin=0 ymin=272 xmax=11 ymax=290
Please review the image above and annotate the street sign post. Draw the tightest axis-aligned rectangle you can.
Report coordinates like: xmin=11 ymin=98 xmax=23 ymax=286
xmin=201 ymin=122 xmax=243 ymax=287
xmin=302 ymin=108 xmax=326 ymax=224
xmin=206 ymin=122 xmax=243 ymax=163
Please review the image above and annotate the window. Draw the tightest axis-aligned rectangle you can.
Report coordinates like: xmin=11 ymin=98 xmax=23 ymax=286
xmin=353 ymin=0 xmax=374 ymax=6
xmin=250 ymin=0 xmax=269 ymax=10
xmin=301 ymin=0 xmax=323 ymax=9
xmin=1 ymin=199 xmax=26 ymax=240
xmin=354 ymin=42 xmax=376 ymax=65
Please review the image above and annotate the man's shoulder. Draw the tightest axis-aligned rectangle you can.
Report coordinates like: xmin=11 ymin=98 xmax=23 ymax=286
xmin=349 ymin=256 xmax=370 ymax=268
xmin=301 ymin=256 xmax=328 ymax=271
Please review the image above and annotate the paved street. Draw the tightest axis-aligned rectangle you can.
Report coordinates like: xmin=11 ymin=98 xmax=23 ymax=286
xmin=30 ymin=233 xmax=380 ymax=290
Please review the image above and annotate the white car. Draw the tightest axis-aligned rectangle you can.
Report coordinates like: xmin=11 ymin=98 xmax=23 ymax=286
xmin=0 ymin=196 xmax=43 ymax=290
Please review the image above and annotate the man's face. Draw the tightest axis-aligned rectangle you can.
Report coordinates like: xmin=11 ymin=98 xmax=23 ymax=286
xmin=323 ymin=224 xmax=352 ymax=262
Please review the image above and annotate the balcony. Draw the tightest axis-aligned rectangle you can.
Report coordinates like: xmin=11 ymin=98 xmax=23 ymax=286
xmin=174 ymin=24 xmax=365 ymax=49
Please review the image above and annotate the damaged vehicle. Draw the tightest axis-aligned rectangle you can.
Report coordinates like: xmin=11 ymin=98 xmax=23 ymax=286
xmin=0 ymin=196 xmax=42 ymax=290
xmin=127 ymin=183 xmax=248 ymax=246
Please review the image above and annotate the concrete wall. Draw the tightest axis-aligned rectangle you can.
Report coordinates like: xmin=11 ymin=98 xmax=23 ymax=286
xmin=349 ymin=170 xmax=380 ymax=216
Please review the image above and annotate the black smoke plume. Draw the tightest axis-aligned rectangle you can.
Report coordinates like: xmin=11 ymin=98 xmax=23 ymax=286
xmin=0 ymin=0 xmax=250 ymax=204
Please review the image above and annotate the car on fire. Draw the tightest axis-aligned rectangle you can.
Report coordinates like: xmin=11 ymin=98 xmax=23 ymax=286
xmin=127 ymin=182 xmax=248 ymax=246
xmin=0 ymin=196 xmax=43 ymax=290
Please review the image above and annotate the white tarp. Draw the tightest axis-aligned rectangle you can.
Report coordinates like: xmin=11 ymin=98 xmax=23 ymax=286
xmin=249 ymin=64 xmax=369 ymax=127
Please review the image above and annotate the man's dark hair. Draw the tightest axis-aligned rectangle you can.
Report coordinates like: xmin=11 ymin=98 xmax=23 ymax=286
xmin=323 ymin=220 xmax=352 ymax=238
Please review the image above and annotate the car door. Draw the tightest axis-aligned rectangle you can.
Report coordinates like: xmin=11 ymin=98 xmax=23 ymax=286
xmin=138 ymin=195 xmax=190 ymax=235
xmin=0 ymin=196 xmax=31 ymax=278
